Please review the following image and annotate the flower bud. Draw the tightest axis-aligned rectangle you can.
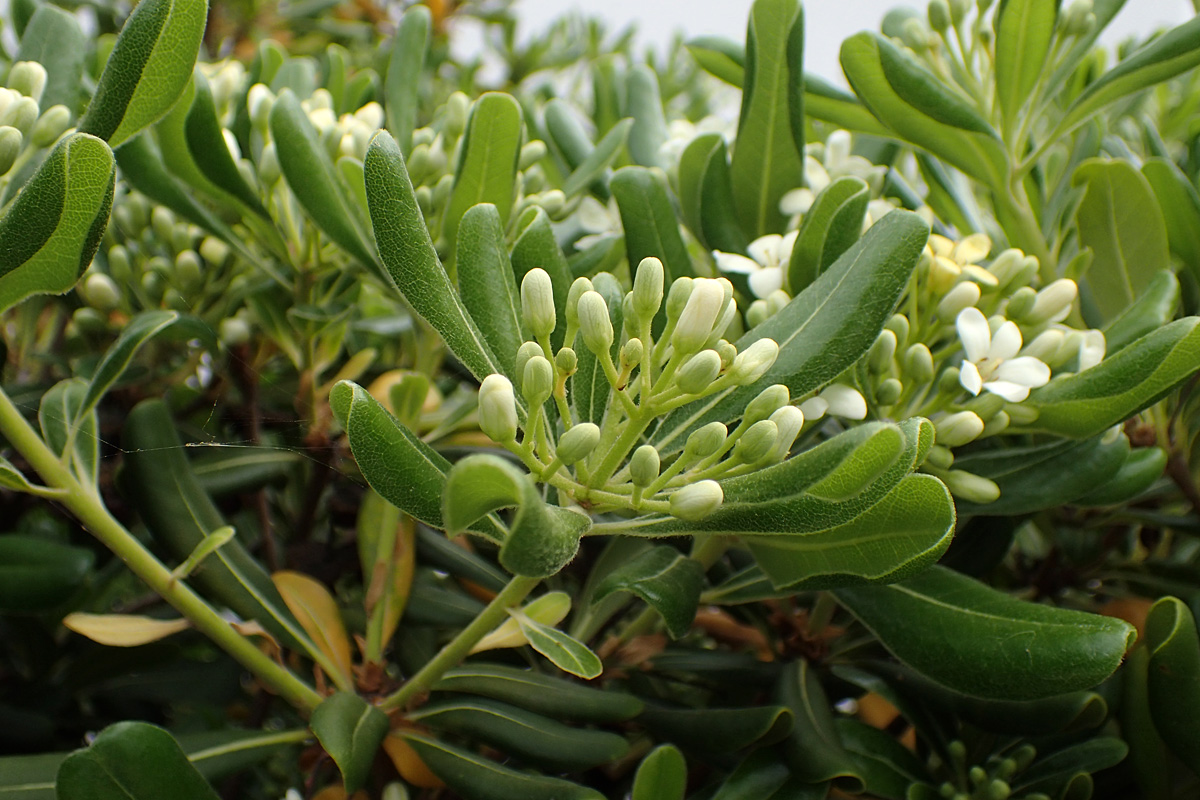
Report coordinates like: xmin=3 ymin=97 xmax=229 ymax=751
xmin=875 ymin=377 xmax=903 ymax=406
xmin=519 ymin=139 xmax=547 ymax=170
xmin=258 ymin=142 xmax=281 ymax=185
xmin=73 ymin=306 xmax=108 ymax=334
xmin=936 ymin=281 xmax=981 ymax=321
xmin=745 ymin=384 xmax=790 ymax=425
xmin=1 ymin=96 xmax=37 ymax=136
xmin=716 ymin=340 xmax=737 ymax=369
xmin=746 ymin=299 xmax=770 ymax=329
xmin=446 ymin=92 xmax=470 ymax=137
xmin=1027 ymin=278 xmax=1077 ymax=324
xmin=766 ymin=289 xmax=790 ymax=317
xmin=1077 ymin=329 xmax=1105 ymax=371
xmin=665 ymin=276 xmax=693 ymax=321
xmin=432 ymin=173 xmax=454 ymax=210
xmin=621 ymin=338 xmax=644 ymax=369
xmin=800 ymin=396 xmax=827 ymax=425
xmin=1021 ymin=329 xmax=1064 ymax=363
xmin=248 ymin=84 xmax=274 ymax=130
xmin=219 ymin=316 xmax=251 ymax=347
xmin=670 ymin=480 xmax=723 ymax=520
xmin=1061 ymin=0 xmax=1093 ymax=36
xmin=478 ymin=374 xmax=518 ymax=443
xmin=981 ymin=410 xmax=1009 ymax=437
xmin=565 ymin=277 xmax=594 ymax=330
xmin=414 ymin=185 xmax=433 ymax=216
xmin=630 ymin=445 xmax=660 ymax=487
xmin=900 ymin=17 xmax=932 ymax=50
xmin=685 ymin=422 xmax=727 ymax=460
xmin=677 ymin=350 xmax=722 ymax=395
xmin=765 ymin=406 xmax=804 ymax=462
xmin=729 ymin=338 xmax=779 ymax=385
xmin=407 ymin=143 xmax=433 ymax=178
xmin=82 ymin=272 xmax=121 ymax=312
xmin=885 ymin=313 xmax=910 ymax=348
xmin=948 ymin=0 xmax=970 ymax=24
xmin=1004 ymin=286 xmax=1037 ymax=321
xmin=633 ymin=257 xmax=664 ymax=322
xmin=514 ymin=341 xmax=543 ymax=389
xmin=537 ymin=189 xmax=565 ymax=218
xmin=522 ymin=355 xmax=554 ymax=406
xmin=521 ymin=268 xmax=556 ymax=339
xmin=556 ymin=422 xmax=600 ymax=464
xmin=942 ymin=470 xmax=1000 ymax=504
xmin=926 ymin=445 xmax=954 ymax=470
xmin=8 ymin=61 xmax=46 ymax=103
xmin=868 ymin=329 xmax=897 ymax=374
xmin=0 ymin=126 xmax=22 ymax=175
xmin=928 ymin=256 xmax=960 ymax=294
xmin=29 ymin=104 xmax=70 ymax=148
xmin=735 ymin=420 xmax=778 ymax=464
xmin=173 ymin=250 xmax=203 ymax=293
xmin=900 ymin=344 xmax=933 ymax=386
xmin=555 ymin=346 xmax=578 ymax=375
xmin=938 ymin=366 xmax=962 ymax=394
xmin=672 ymin=278 xmax=725 ymax=354
xmin=107 ymin=245 xmax=132 ymax=284
xmin=963 ymin=390 xmax=1005 ymax=421
xmin=577 ymin=291 xmax=614 ymax=354
xmin=928 ymin=0 xmax=952 ymax=31
xmin=822 ymin=384 xmax=867 ymax=419
xmin=935 ymin=411 xmax=985 ymax=447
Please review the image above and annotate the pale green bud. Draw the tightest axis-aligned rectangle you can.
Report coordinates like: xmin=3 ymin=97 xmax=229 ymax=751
xmin=868 ymin=329 xmax=897 ymax=374
xmin=537 ymin=189 xmax=565 ymax=218
xmin=928 ymin=0 xmax=952 ymax=31
xmin=901 ymin=18 xmax=932 ymax=50
xmin=8 ymin=62 xmax=46 ymax=103
xmin=885 ymin=313 xmax=910 ymax=348
xmin=1004 ymin=286 xmax=1037 ymax=321
xmin=73 ymin=306 xmax=108 ymax=334
xmin=557 ymin=422 xmax=600 ymax=464
xmin=963 ymin=390 xmax=1006 ymax=421
xmin=82 ymin=272 xmax=121 ymax=312
xmin=766 ymin=289 xmax=790 ymax=317
xmin=621 ymin=338 xmax=644 ymax=370
xmin=1027 ymin=279 xmax=1077 ymax=324
xmin=432 ymin=173 xmax=453 ymax=210
xmin=382 ymin=781 xmax=410 ymax=800
xmin=522 ymin=355 xmax=554 ymax=405
xmin=938 ymin=366 xmax=962 ymax=394
xmin=926 ymin=445 xmax=954 ymax=470
xmin=942 ymin=470 xmax=1000 ymax=503
xmin=685 ymin=422 xmax=727 ymax=460
xmin=744 ymin=384 xmax=789 ymax=425
xmin=566 ymin=277 xmax=594 ymax=330
xmin=766 ymin=406 xmax=804 ymax=462
xmin=1022 ymin=329 xmax=1064 ymax=363
xmin=519 ymin=139 xmax=547 ymax=170
xmin=987 ymin=249 xmax=1025 ymax=284
xmin=905 ymin=344 xmax=934 ymax=384
xmin=199 ymin=237 xmax=231 ymax=265
xmin=670 ymin=480 xmax=724 ymax=521
xmin=151 ymin=207 xmax=175 ymax=243
xmin=622 ymin=292 xmax=637 ymax=328
xmin=0 ymin=126 xmax=22 ymax=175
xmin=935 ymin=411 xmax=984 ymax=447
xmin=412 ymin=127 xmax=435 ymax=147
xmin=1 ymin=96 xmax=38 ymax=135
xmin=415 ymin=185 xmax=433 ymax=215
xmin=729 ymin=338 xmax=779 ymax=386
xmin=746 ymin=300 xmax=770 ymax=329
xmin=717 ymin=340 xmax=738 ymax=369
xmin=107 ymin=245 xmax=132 ymax=284
xmin=948 ymin=0 xmax=970 ymax=24
xmin=704 ymin=298 xmax=738 ymax=350
xmin=248 ymin=84 xmax=274 ymax=130
xmin=677 ymin=350 xmax=722 ymax=395
xmin=555 ymin=347 xmax=578 ymax=375
xmin=514 ymin=341 xmax=543 ymax=389
xmin=29 ymin=104 xmax=70 ymax=148
xmin=1061 ymin=0 xmax=1093 ymax=36
xmin=258 ymin=142 xmax=281 ymax=185
xmin=735 ymin=419 xmax=778 ymax=464
xmin=163 ymin=287 xmax=189 ymax=312
xmin=407 ymin=143 xmax=433 ymax=178
xmin=219 ymin=316 xmax=252 ymax=347
xmin=981 ymin=410 xmax=1009 ymax=437
xmin=174 ymin=250 xmax=203 ymax=293
xmin=521 ymin=268 xmax=556 ymax=339
xmin=633 ymin=257 xmax=665 ymax=322
xmin=936 ymin=281 xmax=981 ymax=321
xmin=665 ymin=276 xmax=693 ymax=320
xmin=875 ymin=377 xmax=903 ymax=405
xmin=672 ymin=278 xmax=725 ymax=354
xmin=446 ymin=92 xmax=470 ymax=137
xmin=1006 ymin=403 xmax=1039 ymax=425
xmin=478 ymin=374 xmax=518 ymax=443
xmin=522 ymin=167 xmax=546 ymax=196
xmin=577 ymin=291 xmax=614 ymax=354
xmin=630 ymin=445 xmax=660 ymax=487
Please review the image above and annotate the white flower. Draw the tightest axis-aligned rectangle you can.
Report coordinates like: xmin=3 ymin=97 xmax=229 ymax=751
xmin=713 ymin=232 xmax=797 ymax=299
xmin=799 ymin=384 xmax=868 ymax=421
xmin=927 ymin=233 xmax=998 ymax=292
xmin=1077 ymin=329 xmax=1106 ymax=371
xmin=956 ymin=308 xmax=1050 ymax=402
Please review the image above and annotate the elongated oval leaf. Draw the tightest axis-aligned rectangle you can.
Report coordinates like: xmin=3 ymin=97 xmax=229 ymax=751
xmin=457 ymin=204 xmax=524 ymax=376
xmin=687 ymin=36 xmax=745 ymax=87
xmin=1102 ymin=268 xmax=1179 ymax=355
xmin=0 ymin=133 xmax=114 ymax=314
xmin=561 ymin=117 xmax=632 ymax=199
xmin=1143 ymin=158 xmax=1200 ymax=278
xmin=183 ymin=70 xmax=271 ymax=217
xmin=627 ymin=65 xmax=669 ymax=167
xmin=40 ymin=378 xmax=97 ymax=488
xmin=994 ymin=0 xmax=1059 ymax=133
xmin=678 ymin=132 xmax=748 ymax=255
xmin=433 ymin=664 xmax=643 ymax=722
xmin=639 ymin=703 xmax=792 ymax=754
xmin=631 ymin=745 xmax=686 ymax=800
xmin=835 ymin=566 xmax=1137 ymax=700
xmin=309 ymin=693 xmax=389 ymax=793
xmin=57 ymin=722 xmax=220 ymax=800
xmin=777 ymin=660 xmax=864 ymax=789
xmin=803 ymin=73 xmax=891 ymax=136
xmin=594 ymin=546 xmax=704 ymax=639
xmin=272 ymin=571 xmax=354 ymax=687
xmin=514 ymin=612 xmax=603 ymax=678
xmin=0 ymin=535 xmax=93 ymax=612
xmin=1145 ymin=597 xmax=1200 ymax=773
xmin=385 ymin=5 xmax=431 ymax=155
xmin=16 ymin=4 xmax=85 ymax=111
xmin=444 ymin=92 xmax=523 ymax=253
xmin=787 ymin=176 xmax=869 ymax=294
xmin=78 ymin=0 xmax=208 ymax=148
xmin=611 ymin=166 xmax=694 ymax=286
xmin=62 ymin=613 xmax=191 ymax=647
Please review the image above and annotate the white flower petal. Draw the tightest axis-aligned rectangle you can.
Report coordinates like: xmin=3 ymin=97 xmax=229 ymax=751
xmin=1078 ymin=330 xmax=1106 ymax=371
xmin=821 ymin=384 xmax=867 ymax=420
xmin=748 ymin=266 xmax=785 ymax=299
xmin=983 ymin=380 xmax=1031 ymax=402
xmin=956 ymin=308 xmax=992 ymax=363
xmin=996 ymin=356 xmax=1051 ymax=388
xmin=804 ymin=156 xmax=831 ymax=194
xmin=575 ymin=232 xmax=617 ymax=251
xmin=779 ymin=230 xmax=799 ymax=262
xmin=826 ymin=130 xmax=852 ymax=169
xmin=576 ymin=197 xmax=614 ymax=233
xmin=955 ymin=233 xmax=992 ymax=264
xmin=799 ymin=396 xmax=828 ymax=421
xmin=928 ymin=234 xmax=955 ymax=258
xmin=779 ymin=188 xmax=814 ymax=216
xmin=748 ymin=235 xmax=782 ymax=266
xmin=989 ymin=321 xmax=1023 ymax=361
xmin=961 ymin=264 xmax=1000 ymax=287
xmin=959 ymin=360 xmax=983 ymax=395
xmin=713 ymin=251 xmax=762 ymax=275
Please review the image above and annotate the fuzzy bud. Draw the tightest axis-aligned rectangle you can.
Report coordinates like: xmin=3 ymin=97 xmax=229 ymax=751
xmin=82 ymin=272 xmax=121 ymax=312
xmin=557 ymin=422 xmax=600 ymax=465
xmin=0 ymin=126 xmax=22 ymax=175
xmin=868 ymin=329 xmax=897 ymax=374
xmin=29 ymin=104 xmax=70 ymax=148
xmin=685 ymin=422 xmax=728 ymax=460
xmin=8 ymin=62 xmax=46 ymax=103
xmin=744 ymin=384 xmax=790 ymax=425
xmin=522 ymin=355 xmax=554 ymax=406
xmin=928 ymin=0 xmax=952 ymax=31
xmin=904 ymin=343 xmax=935 ymax=384
xmin=1027 ymin=279 xmax=1077 ymax=324
xmin=936 ymin=281 xmax=981 ymax=321
xmin=555 ymin=347 xmax=578 ymax=375
xmin=633 ymin=257 xmax=665 ymax=322
xmin=577 ymin=291 xmax=614 ymax=355
xmin=943 ymin=470 xmax=1000 ymax=504
xmin=565 ymin=277 xmax=594 ymax=331
xmin=885 ymin=313 xmax=910 ymax=348
xmin=935 ymin=411 xmax=985 ymax=447
xmin=107 ymin=245 xmax=132 ymax=284
xmin=514 ymin=341 xmax=543 ymax=389
xmin=729 ymin=338 xmax=780 ymax=386
xmin=665 ymin=276 xmax=694 ymax=321
xmin=446 ymin=92 xmax=470 ymax=136
xmin=670 ymin=480 xmax=724 ymax=521
xmin=538 ymin=189 xmax=565 ymax=218
xmin=1004 ymin=286 xmax=1037 ymax=321
xmin=765 ymin=406 xmax=804 ymax=462
xmin=521 ymin=268 xmax=556 ymax=339
xmin=174 ymin=250 xmax=203 ymax=293
xmin=672 ymin=278 xmax=725 ymax=354
xmin=735 ymin=420 xmax=778 ymax=464
xmin=2 ymin=96 xmax=38 ymax=135
xmin=478 ymin=375 xmax=518 ymax=443
xmin=875 ymin=377 xmax=903 ymax=406
xmin=677 ymin=350 xmax=722 ymax=395
xmin=630 ymin=445 xmax=661 ymax=487
xmin=519 ymin=139 xmax=547 ymax=170
xmin=621 ymin=338 xmax=644 ymax=370
xmin=716 ymin=340 xmax=738 ymax=369
xmin=746 ymin=299 xmax=770 ymax=329
xmin=981 ymin=410 xmax=1010 ymax=437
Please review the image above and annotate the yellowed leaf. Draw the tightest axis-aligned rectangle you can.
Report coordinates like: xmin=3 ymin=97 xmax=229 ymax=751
xmin=272 ymin=570 xmax=354 ymax=684
xmin=62 ymin=613 xmax=191 ymax=646
xmin=470 ymin=591 xmax=571 ymax=653
xmin=383 ymin=734 xmax=444 ymax=789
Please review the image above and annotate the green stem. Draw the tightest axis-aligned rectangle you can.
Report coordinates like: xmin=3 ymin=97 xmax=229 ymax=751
xmin=379 ymin=574 xmax=541 ymax=711
xmin=0 ymin=387 xmax=323 ymax=711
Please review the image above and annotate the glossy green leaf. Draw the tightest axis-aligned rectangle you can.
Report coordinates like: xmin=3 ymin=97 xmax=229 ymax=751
xmin=310 ymin=692 xmax=389 ymax=793
xmin=414 ymin=525 xmax=508 ymax=592
xmin=731 ymin=0 xmax=805 ymax=237
xmin=686 ymin=36 xmax=745 ymax=87
xmin=631 ymin=745 xmax=686 ymax=800
xmin=182 ymin=71 xmax=271 ymax=218
xmin=1012 ymin=739 xmax=1129 ymax=796
xmin=443 ymin=454 xmax=589 ymax=577
xmin=0 ymin=534 xmax=93 ymax=612
xmin=1019 ymin=317 xmax=1200 ymax=438
xmin=627 ymin=65 xmax=669 ymax=167
xmin=544 ymin=99 xmax=606 ymax=198
xmin=571 ymin=271 xmax=622 ymax=425
xmin=365 ymin=131 xmax=509 ymax=381
xmin=993 ymin=0 xmax=1060 ymax=133
xmin=653 ymin=211 xmax=928 ymax=452
xmin=56 ymin=722 xmax=219 ymax=800
xmin=1121 ymin=646 xmax=1173 ymax=800
xmin=840 ymin=32 xmax=1008 ymax=188
xmin=803 ymin=73 xmax=891 ymax=137
xmin=1102 ymin=269 xmax=1179 ymax=354
xmin=611 ymin=166 xmax=694 ymax=286
xmin=1145 ymin=597 xmax=1200 ymax=773
xmin=787 ymin=176 xmax=869 ymax=294
xmin=1072 ymin=159 xmax=1169 ymax=321
xmin=835 ymin=718 xmax=930 ymax=799
xmin=1054 ymin=15 xmax=1200 ymax=139
xmin=385 ymin=5 xmax=431 ymax=154
xmin=457 ymin=203 xmax=524 ymax=376
xmin=1045 ymin=0 xmax=1127 ymax=92
xmin=270 ymin=90 xmax=379 ymax=271
xmin=561 ymin=117 xmax=632 ymax=199
xmin=1075 ymin=446 xmax=1167 ymax=507
xmin=434 ymin=664 xmax=643 ymax=721
xmin=444 ymin=92 xmax=523 ymax=253
xmin=16 ymin=5 xmax=85 ymax=111
xmin=77 ymin=0 xmax=208 ymax=148
xmin=404 ymin=732 xmax=604 ymax=800
xmin=410 ymin=697 xmax=628 ymax=771
xmin=835 ymin=566 xmax=1137 ymax=700
xmin=678 ymin=132 xmax=748 ymax=256
xmin=0 ymin=454 xmax=46 ymax=494
xmin=639 ymin=703 xmax=792 ymax=754
xmin=709 ymin=750 xmax=791 ymax=799
xmin=191 ymin=449 xmax=302 ymax=497
xmin=511 ymin=206 xmax=573 ymax=348
xmin=39 ymin=379 xmax=97 ymax=488
xmin=1143 ymin=158 xmax=1200 ymax=277
xmin=514 ymin=613 xmax=603 ymax=678
xmin=0 ymin=133 xmax=113 ymax=314
xmin=594 ymin=545 xmax=704 ymax=639
xmin=777 ymin=660 xmax=864 ymax=790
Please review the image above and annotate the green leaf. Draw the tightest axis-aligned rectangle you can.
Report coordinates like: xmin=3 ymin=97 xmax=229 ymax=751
xmin=1072 ymin=159 xmax=1169 ymax=321
xmin=1012 ymin=739 xmax=1129 ymax=796
xmin=443 ymin=454 xmax=589 ymax=577
xmin=77 ymin=0 xmax=208 ymax=148
xmin=686 ymin=36 xmax=745 ymax=88
xmin=1120 ymin=646 xmax=1173 ymax=798
xmin=191 ymin=448 xmax=303 ymax=497
xmin=385 ymin=5 xmax=431 ymax=155
xmin=611 ymin=166 xmax=694 ymax=286
xmin=561 ymin=117 xmax=632 ymax=199
xmin=457 ymin=204 xmax=524 ymax=376
xmin=1045 ymin=0 xmax=1127 ymax=92
xmin=433 ymin=664 xmax=643 ymax=722
xmin=840 ymin=32 xmax=1008 ymax=189
xmin=776 ymin=661 xmax=864 ymax=790
xmin=1075 ymin=446 xmax=1167 ymax=507
xmin=410 ymin=697 xmax=628 ymax=771
xmin=571 ymin=271 xmax=623 ymax=425
xmin=1019 ymin=317 xmax=1200 ymax=438
xmin=678 ymin=132 xmax=748 ymax=256
xmin=1053 ymin=15 xmax=1200 ymax=139
xmin=0 ymin=133 xmax=113 ymax=314
xmin=56 ymin=722 xmax=220 ymax=800
xmin=730 ymin=0 xmax=805 ymax=238
xmin=511 ymin=206 xmax=573 ymax=348
xmin=1145 ymin=597 xmax=1200 ymax=774
xmin=514 ymin=612 xmax=603 ymax=678
xmin=309 ymin=692 xmax=389 ymax=793
xmin=835 ymin=718 xmax=931 ymax=799
xmin=835 ymin=566 xmax=1137 ymax=700
xmin=653 ymin=211 xmax=928 ymax=453
xmin=639 ymin=703 xmax=792 ymax=754
xmin=444 ymin=92 xmax=523 ymax=254
xmin=365 ymin=131 xmax=509 ymax=381
xmin=270 ymin=90 xmax=379 ymax=272
xmin=0 ymin=534 xmax=93 ymax=612
xmin=39 ymin=378 xmax=97 ymax=488
xmin=1102 ymin=269 xmax=1179 ymax=354
xmin=16 ymin=4 xmax=85 ymax=111
xmin=631 ymin=745 xmax=686 ymax=800
xmin=803 ymin=73 xmax=891 ymax=137
xmin=709 ymin=750 xmax=791 ymax=800
xmin=993 ymin=0 xmax=1060 ymax=134
xmin=594 ymin=545 xmax=704 ymax=639
xmin=626 ymin=65 xmax=669 ymax=167
xmin=1143 ymin=158 xmax=1200 ymax=279
xmin=787 ymin=176 xmax=870 ymax=294
xmin=182 ymin=70 xmax=271 ymax=218
xmin=405 ymin=732 xmax=603 ymax=800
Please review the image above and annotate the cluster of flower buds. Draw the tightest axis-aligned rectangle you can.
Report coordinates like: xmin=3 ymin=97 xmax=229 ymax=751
xmin=0 ymin=61 xmax=73 ymax=181
xmin=475 ymin=257 xmax=802 ymax=521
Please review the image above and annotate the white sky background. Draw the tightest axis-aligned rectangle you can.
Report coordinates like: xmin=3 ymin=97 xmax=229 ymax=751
xmin=511 ymin=0 xmax=1196 ymax=84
